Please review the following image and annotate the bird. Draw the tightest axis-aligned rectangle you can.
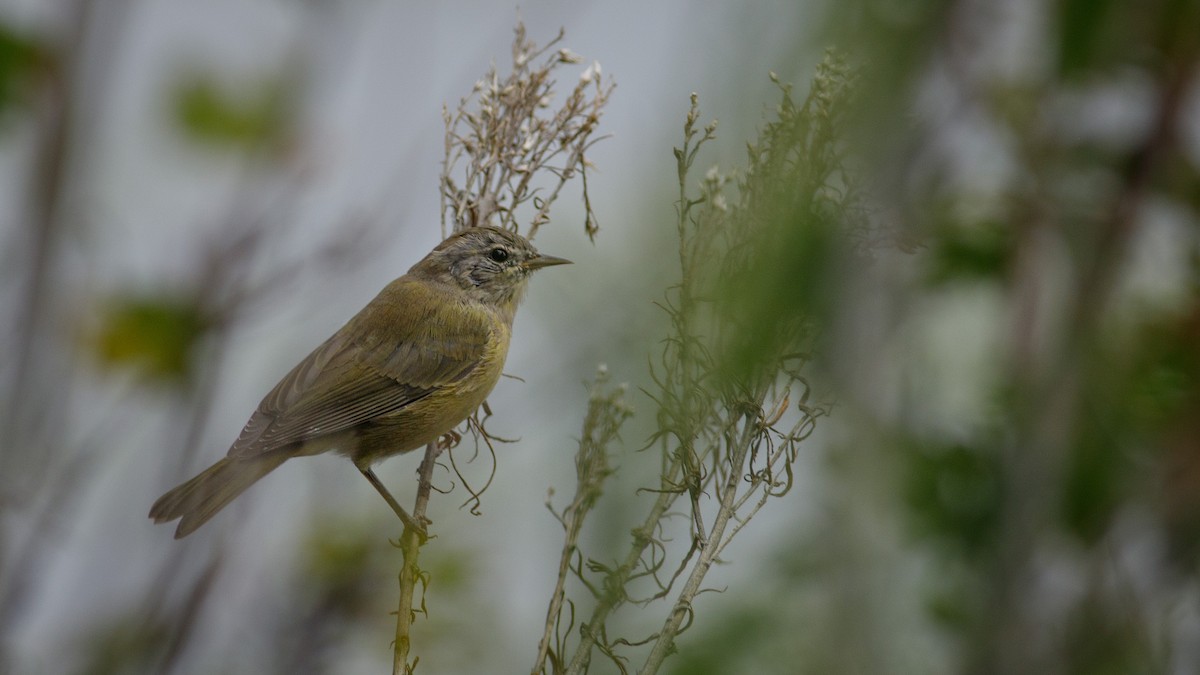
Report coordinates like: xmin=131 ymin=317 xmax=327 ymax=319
xmin=149 ymin=226 xmax=570 ymax=539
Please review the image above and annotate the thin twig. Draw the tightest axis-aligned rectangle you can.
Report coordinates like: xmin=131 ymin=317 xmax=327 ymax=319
xmin=392 ymin=441 xmax=443 ymax=675
xmin=563 ymin=466 xmax=683 ymax=675
xmin=534 ymin=372 xmax=629 ymax=675
xmin=637 ymin=413 xmax=758 ymax=674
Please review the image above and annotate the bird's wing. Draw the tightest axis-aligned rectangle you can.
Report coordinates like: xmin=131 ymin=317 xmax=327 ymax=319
xmin=228 ymin=279 xmax=492 ymax=458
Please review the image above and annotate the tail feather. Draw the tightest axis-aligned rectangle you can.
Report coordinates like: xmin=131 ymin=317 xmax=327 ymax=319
xmin=150 ymin=454 xmax=288 ymax=538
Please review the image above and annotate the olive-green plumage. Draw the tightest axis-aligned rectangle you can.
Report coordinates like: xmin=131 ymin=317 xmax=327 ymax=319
xmin=149 ymin=227 xmax=569 ymax=538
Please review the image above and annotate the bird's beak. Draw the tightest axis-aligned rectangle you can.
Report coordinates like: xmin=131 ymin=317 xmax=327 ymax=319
xmin=525 ymin=254 xmax=573 ymax=270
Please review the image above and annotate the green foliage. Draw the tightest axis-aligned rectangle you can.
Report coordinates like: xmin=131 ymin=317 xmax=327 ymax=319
xmin=303 ymin=520 xmax=380 ymax=611
xmin=75 ymin=612 xmax=172 ymax=675
xmin=924 ymin=566 xmax=986 ymax=632
xmin=1056 ymin=0 xmax=1123 ymax=76
xmin=903 ymin=439 xmax=1003 ymax=559
xmin=0 ymin=22 xmax=47 ymax=117
xmin=1125 ymin=307 xmax=1200 ymax=432
xmin=824 ymin=0 xmax=951 ymax=113
xmin=172 ymin=71 xmax=290 ymax=151
xmin=1062 ymin=592 xmax=1163 ymax=675
xmin=1059 ymin=0 xmax=1200 ymax=77
xmin=714 ymin=51 xmax=861 ymax=384
xmin=1061 ymin=303 xmax=1200 ymax=543
xmin=925 ymin=221 xmax=1014 ymax=286
xmin=1062 ymin=416 xmax=1127 ymax=544
xmin=90 ymin=295 xmax=210 ymax=382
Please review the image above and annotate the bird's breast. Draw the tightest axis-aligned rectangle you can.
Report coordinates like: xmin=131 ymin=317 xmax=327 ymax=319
xmin=347 ymin=309 xmax=512 ymax=465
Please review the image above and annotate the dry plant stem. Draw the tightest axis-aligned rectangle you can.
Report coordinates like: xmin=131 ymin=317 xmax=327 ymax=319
xmin=718 ymin=409 xmax=813 ymax=554
xmin=563 ymin=100 xmax=715 ymax=674
xmin=3 ymin=1 xmax=75 ymax=447
xmin=392 ymin=442 xmax=442 ymax=675
xmin=534 ymin=377 xmax=629 ymax=675
xmin=638 ymin=414 xmax=757 ymax=675
xmin=534 ymin=485 xmax=593 ymax=673
xmin=533 ymin=512 xmax=580 ymax=674
xmin=549 ymin=73 xmax=839 ymax=673
xmin=563 ymin=464 xmax=684 ymax=675
xmin=672 ymin=96 xmax=715 ymax=546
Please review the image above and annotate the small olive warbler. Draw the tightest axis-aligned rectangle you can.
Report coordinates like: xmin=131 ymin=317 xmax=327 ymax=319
xmin=150 ymin=226 xmax=569 ymax=538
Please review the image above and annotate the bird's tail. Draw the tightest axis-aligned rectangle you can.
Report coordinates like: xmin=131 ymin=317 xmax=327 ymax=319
xmin=149 ymin=454 xmax=288 ymax=539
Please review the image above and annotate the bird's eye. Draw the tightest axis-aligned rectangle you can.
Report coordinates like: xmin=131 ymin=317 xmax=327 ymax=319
xmin=488 ymin=247 xmax=510 ymax=263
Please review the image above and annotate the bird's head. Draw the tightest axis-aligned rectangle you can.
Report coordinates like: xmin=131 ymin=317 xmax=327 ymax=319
xmin=410 ymin=226 xmax=571 ymax=314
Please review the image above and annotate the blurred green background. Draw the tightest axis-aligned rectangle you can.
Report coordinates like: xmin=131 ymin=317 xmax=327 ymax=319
xmin=1 ymin=1 xmax=1198 ymax=674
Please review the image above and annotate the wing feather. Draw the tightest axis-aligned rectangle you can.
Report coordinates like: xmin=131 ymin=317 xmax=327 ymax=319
xmin=228 ymin=279 xmax=491 ymax=458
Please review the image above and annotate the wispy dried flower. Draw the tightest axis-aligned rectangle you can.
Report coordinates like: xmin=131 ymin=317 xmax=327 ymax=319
xmin=440 ymin=23 xmax=614 ymax=241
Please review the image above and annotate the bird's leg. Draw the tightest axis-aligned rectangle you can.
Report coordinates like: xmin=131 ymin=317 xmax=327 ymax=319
xmin=359 ymin=467 xmax=429 ymax=541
